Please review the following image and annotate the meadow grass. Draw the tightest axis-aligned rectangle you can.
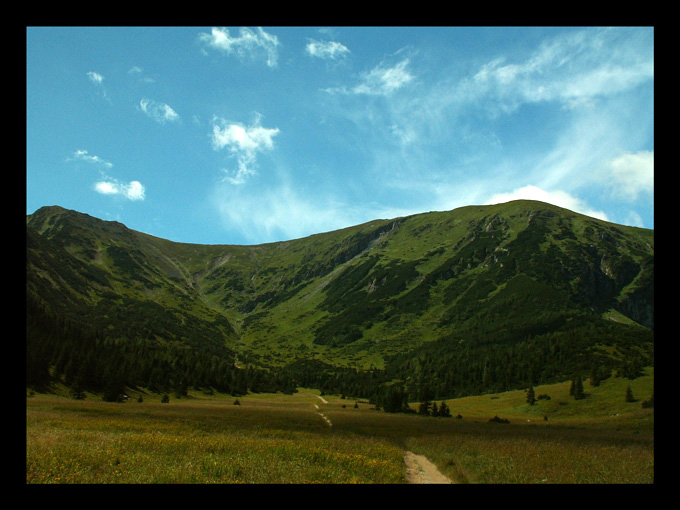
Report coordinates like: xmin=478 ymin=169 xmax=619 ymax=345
xmin=26 ymin=389 xmax=405 ymax=484
xmin=404 ymin=423 xmax=653 ymax=484
xmin=27 ymin=372 xmax=654 ymax=484
xmin=399 ymin=367 xmax=654 ymax=484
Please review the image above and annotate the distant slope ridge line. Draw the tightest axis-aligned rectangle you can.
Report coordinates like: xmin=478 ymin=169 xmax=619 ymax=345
xmin=27 ymin=199 xmax=654 ymax=397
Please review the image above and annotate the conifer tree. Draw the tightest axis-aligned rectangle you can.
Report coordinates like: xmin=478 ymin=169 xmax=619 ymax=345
xmin=589 ymin=366 xmax=601 ymax=387
xmin=571 ymin=375 xmax=585 ymax=400
xmin=438 ymin=401 xmax=451 ymax=417
xmin=526 ymin=386 xmax=536 ymax=406
xmin=418 ymin=401 xmax=431 ymax=416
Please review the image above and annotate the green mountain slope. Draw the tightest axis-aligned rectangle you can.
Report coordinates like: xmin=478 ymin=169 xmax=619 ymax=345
xmin=26 ymin=201 xmax=654 ymax=399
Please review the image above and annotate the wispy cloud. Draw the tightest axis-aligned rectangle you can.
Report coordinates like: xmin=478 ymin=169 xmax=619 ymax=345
xmin=198 ymin=27 xmax=280 ymax=68
xmin=468 ymin=27 xmax=653 ymax=114
xmin=322 ymin=28 xmax=652 ymax=227
xmin=86 ymin=71 xmax=110 ymax=102
xmin=69 ymin=149 xmax=145 ymax=201
xmin=87 ymin=71 xmax=104 ymax=85
xmin=606 ymin=150 xmax=654 ymax=201
xmin=353 ymin=59 xmax=414 ymax=95
xmin=128 ymin=66 xmax=155 ymax=83
xmin=306 ymin=39 xmax=350 ymax=60
xmin=211 ymin=115 xmax=280 ymax=184
xmin=139 ymin=98 xmax=180 ymax=124
xmin=71 ymin=149 xmax=113 ymax=169
xmin=212 ymin=181 xmax=354 ymax=243
xmin=323 ymin=57 xmax=415 ymax=97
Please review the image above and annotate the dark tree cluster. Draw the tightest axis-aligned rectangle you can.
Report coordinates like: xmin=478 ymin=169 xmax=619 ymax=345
xmin=27 ymin=288 xmax=653 ymax=408
xmin=417 ymin=400 xmax=451 ymax=417
xmin=26 ymin=295 xmax=296 ymax=398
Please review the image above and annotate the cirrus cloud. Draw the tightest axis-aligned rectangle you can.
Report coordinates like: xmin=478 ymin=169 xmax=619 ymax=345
xmin=140 ymin=98 xmax=180 ymax=124
xmin=211 ymin=115 xmax=280 ymax=184
xmin=71 ymin=149 xmax=113 ymax=169
xmin=198 ymin=27 xmax=280 ymax=68
xmin=607 ymin=150 xmax=653 ymax=201
xmin=86 ymin=71 xmax=110 ymax=102
xmin=86 ymin=71 xmax=104 ymax=85
xmin=306 ymin=39 xmax=350 ymax=60
xmin=469 ymin=27 xmax=653 ymax=113
xmin=353 ymin=59 xmax=414 ymax=95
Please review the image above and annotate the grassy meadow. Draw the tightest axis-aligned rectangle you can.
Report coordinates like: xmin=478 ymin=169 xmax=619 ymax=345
xmin=26 ymin=368 xmax=653 ymax=484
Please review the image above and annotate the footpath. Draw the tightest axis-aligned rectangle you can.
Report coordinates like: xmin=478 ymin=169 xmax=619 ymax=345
xmin=314 ymin=395 xmax=454 ymax=483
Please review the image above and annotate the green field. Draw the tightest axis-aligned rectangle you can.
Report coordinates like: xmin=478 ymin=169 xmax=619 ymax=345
xmin=26 ymin=368 xmax=653 ymax=484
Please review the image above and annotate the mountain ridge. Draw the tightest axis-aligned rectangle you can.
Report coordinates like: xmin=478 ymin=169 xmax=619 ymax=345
xmin=26 ymin=200 xmax=654 ymax=400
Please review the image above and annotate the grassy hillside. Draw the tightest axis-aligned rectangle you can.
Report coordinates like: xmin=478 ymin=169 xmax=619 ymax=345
xmin=26 ymin=200 xmax=654 ymax=402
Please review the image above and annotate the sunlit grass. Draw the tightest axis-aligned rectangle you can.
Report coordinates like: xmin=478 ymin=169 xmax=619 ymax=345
xmin=26 ymin=392 xmax=405 ymax=484
xmin=407 ymin=428 xmax=653 ymax=484
xmin=27 ymin=375 xmax=653 ymax=484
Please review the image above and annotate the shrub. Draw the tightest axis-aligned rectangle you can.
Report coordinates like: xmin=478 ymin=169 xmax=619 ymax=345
xmin=488 ymin=415 xmax=510 ymax=424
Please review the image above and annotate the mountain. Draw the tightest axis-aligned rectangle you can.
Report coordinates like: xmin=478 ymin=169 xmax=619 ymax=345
xmin=26 ymin=201 xmax=654 ymax=400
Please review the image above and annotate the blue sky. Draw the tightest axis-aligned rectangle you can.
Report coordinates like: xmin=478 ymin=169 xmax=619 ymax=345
xmin=26 ymin=26 xmax=654 ymax=245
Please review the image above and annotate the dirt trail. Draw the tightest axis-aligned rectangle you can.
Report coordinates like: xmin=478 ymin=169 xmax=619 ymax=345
xmin=312 ymin=396 xmax=450 ymax=482
xmin=404 ymin=451 xmax=454 ymax=484
xmin=315 ymin=395 xmax=332 ymax=427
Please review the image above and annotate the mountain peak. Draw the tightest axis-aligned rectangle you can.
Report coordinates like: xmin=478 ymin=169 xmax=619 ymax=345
xmin=27 ymin=200 xmax=654 ymax=398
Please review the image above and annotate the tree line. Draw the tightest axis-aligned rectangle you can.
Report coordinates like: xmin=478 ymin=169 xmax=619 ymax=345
xmin=27 ymin=293 xmax=653 ymax=408
xmin=26 ymin=295 xmax=296 ymax=400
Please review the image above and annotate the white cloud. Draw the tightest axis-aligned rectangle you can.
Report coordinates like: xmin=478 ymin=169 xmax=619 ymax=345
xmin=306 ymin=40 xmax=350 ymax=60
xmin=469 ymin=28 xmax=653 ymax=113
xmin=198 ymin=27 xmax=280 ymax=68
xmin=316 ymin=28 xmax=652 ymax=234
xmin=212 ymin=180 xmax=364 ymax=244
xmin=94 ymin=180 xmax=145 ymax=201
xmin=87 ymin=71 xmax=104 ymax=85
xmin=70 ymin=150 xmax=145 ymax=201
xmin=86 ymin=71 xmax=110 ymax=102
xmin=352 ymin=59 xmax=414 ymax=95
xmin=71 ymin=149 xmax=113 ymax=169
xmin=129 ymin=66 xmax=155 ymax=83
xmin=140 ymin=98 xmax=180 ymax=124
xmin=485 ymin=185 xmax=609 ymax=221
xmin=607 ymin=150 xmax=653 ymax=201
xmin=93 ymin=181 xmax=118 ymax=195
xmin=211 ymin=115 xmax=279 ymax=184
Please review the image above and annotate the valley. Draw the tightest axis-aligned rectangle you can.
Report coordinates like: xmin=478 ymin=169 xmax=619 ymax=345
xmin=26 ymin=199 xmax=654 ymax=405
xmin=25 ymin=200 xmax=655 ymax=483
